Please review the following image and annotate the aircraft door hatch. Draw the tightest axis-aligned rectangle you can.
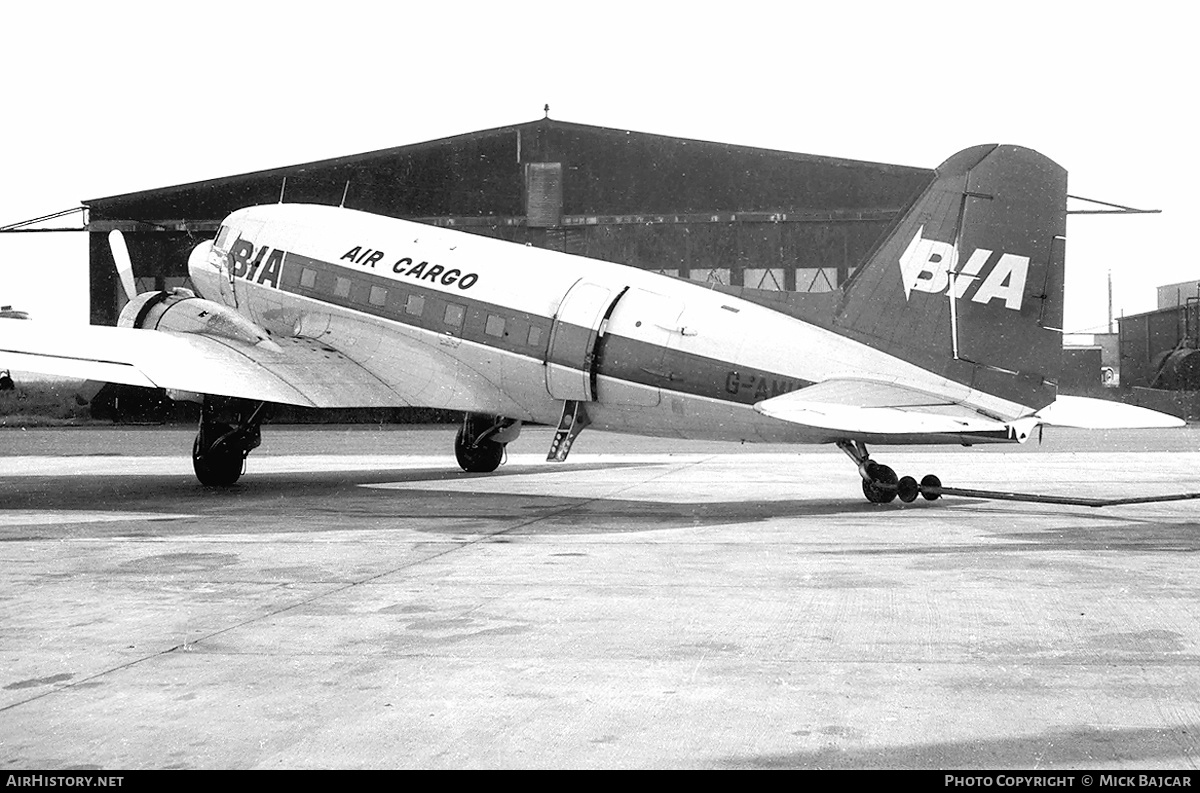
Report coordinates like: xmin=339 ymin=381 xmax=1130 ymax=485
xmin=545 ymin=280 xmax=618 ymax=401
xmin=593 ymin=288 xmax=686 ymax=406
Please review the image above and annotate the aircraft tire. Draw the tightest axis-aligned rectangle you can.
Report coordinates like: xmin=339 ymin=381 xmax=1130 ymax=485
xmin=920 ymin=474 xmax=942 ymax=501
xmin=454 ymin=426 xmax=504 ymax=473
xmin=861 ymin=462 xmax=898 ymax=504
xmin=192 ymin=425 xmax=244 ymax=486
xmin=897 ymin=475 xmax=920 ymax=503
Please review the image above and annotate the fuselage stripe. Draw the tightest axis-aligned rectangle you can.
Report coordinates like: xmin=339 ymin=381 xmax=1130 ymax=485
xmin=247 ymin=249 xmax=811 ymax=406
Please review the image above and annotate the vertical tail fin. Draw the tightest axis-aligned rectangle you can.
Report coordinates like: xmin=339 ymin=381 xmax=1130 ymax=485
xmin=835 ymin=144 xmax=1067 ymax=409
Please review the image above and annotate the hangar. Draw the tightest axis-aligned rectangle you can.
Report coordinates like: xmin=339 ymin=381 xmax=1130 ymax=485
xmin=82 ymin=116 xmax=934 ymax=325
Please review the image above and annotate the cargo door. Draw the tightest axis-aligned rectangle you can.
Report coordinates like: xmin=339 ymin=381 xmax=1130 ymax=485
xmin=593 ymin=288 xmax=685 ymax=406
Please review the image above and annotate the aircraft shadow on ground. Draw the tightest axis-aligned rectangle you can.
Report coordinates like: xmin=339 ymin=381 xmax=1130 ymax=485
xmin=1 ymin=462 xmax=1198 ymax=548
xmin=722 ymin=722 xmax=1200 ymax=769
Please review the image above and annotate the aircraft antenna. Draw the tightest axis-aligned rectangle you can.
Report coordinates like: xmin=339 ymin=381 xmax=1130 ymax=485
xmin=278 ymin=177 xmax=287 ymax=204
xmin=340 ymin=181 xmax=351 ymax=208
xmin=1067 ymin=195 xmax=1160 ymax=215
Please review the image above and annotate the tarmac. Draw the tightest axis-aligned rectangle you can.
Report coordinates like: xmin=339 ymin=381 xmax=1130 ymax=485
xmin=1 ymin=423 xmax=1199 ymax=769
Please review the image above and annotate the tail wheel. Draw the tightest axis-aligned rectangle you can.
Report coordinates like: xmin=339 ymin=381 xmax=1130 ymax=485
xmin=454 ymin=426 xmax=504 ymax=473
xmin=861 ymin=462 xmax=898 ymax=504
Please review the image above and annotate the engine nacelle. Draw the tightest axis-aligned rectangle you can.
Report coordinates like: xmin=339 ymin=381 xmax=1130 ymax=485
xmin=187 ymin=240 xmax=222 ymax=302
xmin=118 ymin=291 xmax=280 ymax=352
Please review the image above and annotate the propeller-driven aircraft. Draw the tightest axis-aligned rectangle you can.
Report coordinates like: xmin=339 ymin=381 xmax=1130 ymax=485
xmin=0 ymin=305 xmax=30 ymax=390
xmin=0 ymin=144 xmax=1184 ymax=503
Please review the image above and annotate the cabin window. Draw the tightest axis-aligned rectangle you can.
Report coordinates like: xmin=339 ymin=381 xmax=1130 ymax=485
xmin=405 ymin=294 xmax=424 ymax=316
xmin=300 ymin=268 xmax=317 ymax=289
xmin=214 ymin=225 xmax=232 ymax=251
xmin=485 ymin=314 xmax=506 ymax=337
xmin=527 ymin=325 xmax=543 ymax=347
xmin=443 ymin=303 xmax=465 ymax=328
xmin=334 ymin=277 xmax=351 ymax=298
xmin=369 ymin=285 xmax=387 ymax=306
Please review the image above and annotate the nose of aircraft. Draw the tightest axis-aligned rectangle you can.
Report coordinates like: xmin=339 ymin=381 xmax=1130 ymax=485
xmin=187 ymin=240 xmax=221 ymax=301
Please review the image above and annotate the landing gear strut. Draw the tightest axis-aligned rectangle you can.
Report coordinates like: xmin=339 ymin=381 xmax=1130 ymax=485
xmin=192 ymin=398 xmax=267 ymax=486
xmin=836 ymin=440 xmax=942 ymax=505
xmin=454 ymin=413 xmax=520 ymax=473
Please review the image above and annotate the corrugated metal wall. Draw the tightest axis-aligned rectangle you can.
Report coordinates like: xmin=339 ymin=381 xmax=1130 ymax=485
xmin=85 ymin=119 xmax=933 ymax=324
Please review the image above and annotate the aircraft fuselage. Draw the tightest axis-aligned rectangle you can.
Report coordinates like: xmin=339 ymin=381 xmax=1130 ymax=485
xmin=189 ymin=204 xmax=1025 ymax=446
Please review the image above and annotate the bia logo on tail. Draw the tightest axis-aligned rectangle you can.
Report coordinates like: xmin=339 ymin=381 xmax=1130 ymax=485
xmin=898 ymin=226 xmax=1030 ymax=310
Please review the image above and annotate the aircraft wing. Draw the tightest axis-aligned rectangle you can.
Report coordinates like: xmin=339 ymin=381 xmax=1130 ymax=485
xmin=0 ymin=319 xmax=406 ymax=408
xmin=753 ymin=379 xmax=1012 ymax=436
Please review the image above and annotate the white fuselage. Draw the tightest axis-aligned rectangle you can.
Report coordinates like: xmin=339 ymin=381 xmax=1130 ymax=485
xmin=190 ymin=204 xmax=1027 ymax=444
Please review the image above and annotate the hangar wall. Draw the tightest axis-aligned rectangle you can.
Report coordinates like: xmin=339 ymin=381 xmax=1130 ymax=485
xmin=1114 ymin=295 xmax=1200 ymax=420
xmin=84 ymin=118 xmax=934 ymax=325
xmin=1119 ymin=304 xmax=1200 ymax=388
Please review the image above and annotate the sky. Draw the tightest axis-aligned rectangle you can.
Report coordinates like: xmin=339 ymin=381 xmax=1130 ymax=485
xmin=1 ymin=0 xmax=1193 ymax=334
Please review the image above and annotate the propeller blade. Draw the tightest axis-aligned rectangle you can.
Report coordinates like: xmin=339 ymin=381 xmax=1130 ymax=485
xmin=107 ymin=229 xmax=138 ymax=303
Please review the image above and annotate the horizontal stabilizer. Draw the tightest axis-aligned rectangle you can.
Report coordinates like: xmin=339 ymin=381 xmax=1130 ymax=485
xmin=754 ymin=379 xmax=1011 ymax=436
xmin=1034 ymin=395 xmax=1185 ymax=429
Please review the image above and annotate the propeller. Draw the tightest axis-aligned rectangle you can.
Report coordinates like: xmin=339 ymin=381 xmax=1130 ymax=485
xmin=107 ymin=229 xmax=139 ymax=305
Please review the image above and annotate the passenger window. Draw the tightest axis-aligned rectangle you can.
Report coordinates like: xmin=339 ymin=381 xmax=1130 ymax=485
xmin=528 ymin=325 xmax=543 ymax=346
xmin=369 ymin=285 xmax=387 ymax=306
xmin=485 ymin=314 xmax=506 ymax=337
xmin=405 ymin=294 xmax=424 ymax=316
xmin=334 ymin=277 xmax=351 ymax=298
xmin=300 ymin=268 xmax=317 ymax=288
xmin=444 ymin=303 xmax=465 ymax=328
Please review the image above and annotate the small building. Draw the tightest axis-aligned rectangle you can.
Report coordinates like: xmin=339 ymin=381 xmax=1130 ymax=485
xmin=1157 ymin=279 xmax=1200 ymax=310
xmin=1062 ymin=333 xmax=1119 ymax=390
xmin=1119 ymin=298 xmax=1200 ymax=390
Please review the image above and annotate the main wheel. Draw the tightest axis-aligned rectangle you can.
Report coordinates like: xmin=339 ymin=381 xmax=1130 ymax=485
xmin=454 ymin=426 xmax=504 ymax=473
xmin=192 ymin=424 xmax=244 ymax=486
xmin=861 ymin=462 xmax=898 ymax=504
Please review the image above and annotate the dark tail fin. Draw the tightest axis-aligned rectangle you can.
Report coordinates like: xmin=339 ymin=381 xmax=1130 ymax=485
xmin=834 ymin=144 xmax=1068 ymax=409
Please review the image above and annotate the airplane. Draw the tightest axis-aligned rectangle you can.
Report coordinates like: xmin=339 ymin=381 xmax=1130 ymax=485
xmin=0 ymin=143 xmax=1186 ymax=504
xmin=0 ymin=305 xmax=30 ymax=390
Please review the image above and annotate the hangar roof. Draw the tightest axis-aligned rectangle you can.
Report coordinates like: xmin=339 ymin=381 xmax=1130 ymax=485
xmin=84 ymin=118 xmax=933 ymax=225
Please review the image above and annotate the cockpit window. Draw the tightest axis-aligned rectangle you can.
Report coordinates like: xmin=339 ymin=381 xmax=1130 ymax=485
xmin=214 ymin=225 xmax=233 ymax=252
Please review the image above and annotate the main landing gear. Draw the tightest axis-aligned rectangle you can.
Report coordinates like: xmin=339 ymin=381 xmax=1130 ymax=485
xmin=192 ymin=398 xmax=267 ymax=486
xmin=836 ymin=440 xmax=942 ymax=505
xmin=454 ymin=413 xmax=521 ymax=473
